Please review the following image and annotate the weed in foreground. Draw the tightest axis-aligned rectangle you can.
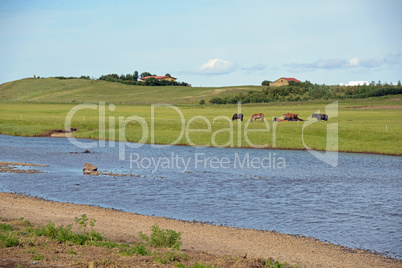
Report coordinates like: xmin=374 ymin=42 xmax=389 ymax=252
xmin=139 ymin=223 xmax=182 ymax=250
xmin=0 ymin=217 xmax=291 ymax=268
xmin=0 ymin=223 xmax=12 ymax=232
xmin=33 ymin=214 xmax=104 ymax=245
xmin=267 ymin=260 xmax=286 ymax=268
xmin=153 ymin=251 xmax=189 ymax=264
xmin=119 ymin=244 xmax=150 ymax=256
xmin=0 ymin=223 xmax=20 ymax=247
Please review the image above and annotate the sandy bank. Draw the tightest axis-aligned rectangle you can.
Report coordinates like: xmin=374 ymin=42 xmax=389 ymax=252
xmin=0 ymin=192 xmax=400 ymax=268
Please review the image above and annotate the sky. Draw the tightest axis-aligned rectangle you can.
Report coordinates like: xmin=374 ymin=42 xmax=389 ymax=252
xmin=0 ymin=0 xmax=401 ymax=87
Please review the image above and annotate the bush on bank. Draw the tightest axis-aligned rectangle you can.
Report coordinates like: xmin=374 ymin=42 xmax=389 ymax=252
xmin=1 ymin=216 xmax=292 ymax=267
xmin=210 ymin=81 xmax=402 ymax=104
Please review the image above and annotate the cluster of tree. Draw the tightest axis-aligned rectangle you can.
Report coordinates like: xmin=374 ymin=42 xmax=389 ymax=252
xmin=210 ymin=81 xmax=312 ymax=104
xmin=140 ymin=77 xmax=190 ymax=87
xmin=261 ymin=80 xmax=272 ymax=86
xmin=98 ymin=71 xmax=190 ymax=87
xmin=54 ymin=76 xmax=91 ymax=80
xmin=51 ymin=72 xmax=191 ymax=87
xmin=98 ymin=72 xmax=140 ymax=83
xmin=209 ymin=80 xmax=402 ymax=104
xmin=332 ymin=81 xmax=402 ymax=98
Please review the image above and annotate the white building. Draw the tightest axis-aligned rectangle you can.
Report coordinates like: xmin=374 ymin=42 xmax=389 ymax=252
xmin=340 ymin=81 xmax=369 ymax=86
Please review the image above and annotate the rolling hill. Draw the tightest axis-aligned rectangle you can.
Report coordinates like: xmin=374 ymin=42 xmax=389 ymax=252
xmin=0 ymin=78 xmax=262 ymax=104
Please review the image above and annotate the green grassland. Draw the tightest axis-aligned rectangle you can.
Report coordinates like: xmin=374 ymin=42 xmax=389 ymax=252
xmin=0 ymin=78 xmax=401 ymax=155
xmin=0 ymin=78 xmax=260 ymax=104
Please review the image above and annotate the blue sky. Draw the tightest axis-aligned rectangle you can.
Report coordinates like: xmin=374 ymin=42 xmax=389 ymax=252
xmin=1 ymin=0 xmax=401 ymax=87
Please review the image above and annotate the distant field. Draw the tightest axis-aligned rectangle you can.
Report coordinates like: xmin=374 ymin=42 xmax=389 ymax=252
xmin=1 ymin=95 xmax=401 ymax=155
xmin=0 ymin=78 xmax=262 ymax=104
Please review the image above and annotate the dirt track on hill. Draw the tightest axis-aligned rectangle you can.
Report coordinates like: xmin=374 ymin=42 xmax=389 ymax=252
xmin=0 ymin=192 xmax=401 ymax=268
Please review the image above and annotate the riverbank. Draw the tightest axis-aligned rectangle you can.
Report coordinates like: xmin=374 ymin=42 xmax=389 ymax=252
xmin=24 ymin=133 xmax=402 ymax=157
xmin=1 ymin=99 xmax=402 ymax=155
xmin=0 ymin=192 xmax=400 ymax=268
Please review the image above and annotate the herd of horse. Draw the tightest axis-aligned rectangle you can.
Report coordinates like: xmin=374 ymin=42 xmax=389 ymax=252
xmin=232 ymin=112 xmax=328 ymax=122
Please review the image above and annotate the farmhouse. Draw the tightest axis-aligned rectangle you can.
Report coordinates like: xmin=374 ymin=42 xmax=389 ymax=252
xmin=269 ymin=77 xmax=300 ymax=87
xmin=140 ymin=75 xmax=177 ymax=82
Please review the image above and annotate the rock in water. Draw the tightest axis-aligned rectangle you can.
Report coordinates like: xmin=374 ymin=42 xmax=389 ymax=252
xmin=83 ymin=163 xmax=98 ymax=175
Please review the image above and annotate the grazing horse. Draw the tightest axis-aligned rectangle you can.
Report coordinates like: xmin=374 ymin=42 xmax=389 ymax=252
xmin=283 ymin=113 xmax=303 ymax=121
xmin=232 ymin=113 xmax=244 ymax=121
xmin=250 ymin=113 xmax=264 ymax=122
xmin=311 ymin=113 xmax=328 ymax=121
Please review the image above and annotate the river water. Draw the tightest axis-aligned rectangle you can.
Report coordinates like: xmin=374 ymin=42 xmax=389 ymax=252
xmin=0 ymin=134 xmax=401 ymax=258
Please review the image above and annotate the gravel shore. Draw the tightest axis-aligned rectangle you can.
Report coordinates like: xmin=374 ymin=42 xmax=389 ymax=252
xmin=0 ymin=192 xmax=400 ymax=268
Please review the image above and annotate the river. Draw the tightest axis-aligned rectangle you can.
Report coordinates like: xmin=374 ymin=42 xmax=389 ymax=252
xmin=0 ymin=134 xmax=401 ymax=258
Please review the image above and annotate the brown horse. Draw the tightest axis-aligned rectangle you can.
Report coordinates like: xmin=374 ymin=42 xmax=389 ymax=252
xmin=250 ymin=113 xmax=264 ymax=122
xmin=282 ymin=113 xmax=303 ymax=121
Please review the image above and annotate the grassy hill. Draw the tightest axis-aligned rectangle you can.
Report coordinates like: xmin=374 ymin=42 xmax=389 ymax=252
xmin=0 ymin=78 xmax=262 ymax=104
xmin=1 ymin=78 xmax=401 ymax=155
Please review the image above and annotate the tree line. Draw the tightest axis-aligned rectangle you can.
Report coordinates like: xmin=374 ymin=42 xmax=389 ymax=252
xmin=53 ymin=71 xmax=191 ymax=87
xmin=209 ymin=80 xmax=402 ymax=104
xmin=98 ymin=71 xmax=190 ymax=86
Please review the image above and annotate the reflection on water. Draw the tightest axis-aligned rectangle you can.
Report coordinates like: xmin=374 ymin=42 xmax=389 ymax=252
xmin=0 ymin=134 xmax=401 ymax=258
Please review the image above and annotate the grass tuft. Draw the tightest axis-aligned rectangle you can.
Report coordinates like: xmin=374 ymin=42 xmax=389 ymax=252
xmin=119 ymin=245 xmax=150 ymax=256
xmin=32 ymin=215 xmax=104 ymax=245
xmin=139 ymin=223 xmax=182 ymax=250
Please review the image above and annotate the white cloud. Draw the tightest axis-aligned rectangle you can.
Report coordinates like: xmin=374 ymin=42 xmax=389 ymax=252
xmin=241 ymin=63 xmax=266 ymax=72
xmin=348 ymin=57 xmax=360 ymax=67
xmin=357 ymin=52 xmax=401 ymax=68
xmin=196 ymin=59 xmax=236 ymax=75
xmin=287 ymin=52 xmax=401 ymax=72
xmin=286 ymin=59 xmax=347 ymax=71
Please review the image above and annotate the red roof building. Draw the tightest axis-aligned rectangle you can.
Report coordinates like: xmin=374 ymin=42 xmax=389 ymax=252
xmin=269 ymin=77 xmax=300 ymax=86
xmin=140 ymin=75 xmax=177 ymax=82
xmin=282 ymin=77 xmax=300 ymax=82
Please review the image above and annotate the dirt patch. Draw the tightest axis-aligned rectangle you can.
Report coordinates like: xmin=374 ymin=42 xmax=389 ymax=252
xmin=36 ymin=128 xmax=78 ymax=137
xmin=50 ymin=132 xmax=68 ymax=137
xmin=386 ymin=98 xmax=402 ymax=101
xmin=0 ymin=162 xmax=49 ymax=174
xmin=346 ymin=105 xmax=402 ymax=109
xmin=0 ymin=192 xmax=400 ymax=268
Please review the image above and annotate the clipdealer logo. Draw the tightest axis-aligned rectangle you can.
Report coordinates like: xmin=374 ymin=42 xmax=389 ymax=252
xmin=64 ymin=101 xmax=338 ymax=167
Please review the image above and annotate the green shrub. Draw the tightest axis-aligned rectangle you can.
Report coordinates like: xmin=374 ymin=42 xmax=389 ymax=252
xmin=266 ymin=260 xmax=285 ymax=268
xmin=34 ymin=216 xmax=104 ymax=245
xmin=35 ymin=222 xmax=58 ymax=238
xmin=23 ymin=220 xmax=33 ymax=227
xmin=54 ymin=224 xmax=76 ymax=244
xmin=119 ymin=245 xmax=150 ymax=256
xmin=153 ymin=251 xmax=189 ymax=264
xmin=0 ymin=223 xmax=12 ymax=232
xmin=139 ymin=223 xmax=182 ymax=250
xmin=97 ymin=241 xmax=120 ymax=248
xmin=4 ymin=235 xmax=19 ymax=247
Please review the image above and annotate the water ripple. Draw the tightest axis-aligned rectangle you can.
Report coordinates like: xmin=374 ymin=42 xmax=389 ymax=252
xmin=0 ymin=134 xmax=401 ymax=258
